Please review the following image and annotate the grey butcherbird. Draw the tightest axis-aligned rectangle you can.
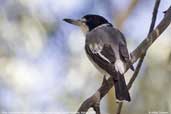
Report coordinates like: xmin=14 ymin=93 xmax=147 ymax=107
xmin=63 ymin=14 xmax=134 ymax=102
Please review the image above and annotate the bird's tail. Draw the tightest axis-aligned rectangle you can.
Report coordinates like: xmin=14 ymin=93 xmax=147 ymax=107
xmin=113 ymin=72 xmax=131 ymax=102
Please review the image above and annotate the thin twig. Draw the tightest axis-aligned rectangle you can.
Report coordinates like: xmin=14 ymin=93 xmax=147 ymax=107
xmin=130 ymin=0 xmax=161 ymax=90
xmin=116 ymin=0 xmax=161 ymax=113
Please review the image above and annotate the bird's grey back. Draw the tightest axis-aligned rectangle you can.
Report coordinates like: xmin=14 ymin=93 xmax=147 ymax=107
xmin=86 ymin=24 xmax=126 ymax=46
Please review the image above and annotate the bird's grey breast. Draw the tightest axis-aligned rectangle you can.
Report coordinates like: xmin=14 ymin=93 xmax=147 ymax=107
xmin=84 ymin=28 xmax=110 ymax=75
xmin=86 ymin=29 xmax=105 ymax=54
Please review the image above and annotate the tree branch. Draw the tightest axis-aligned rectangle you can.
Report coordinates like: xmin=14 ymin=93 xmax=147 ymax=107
xmin=76 ymin=3 xmax=171 ymax=114
xmin=77 ymin=77 xmax=114 ymax=113
xmin=116 ymin=1 xmax=161 ymax=113
xmin=130 ymin=2 xmax=171 ymax=63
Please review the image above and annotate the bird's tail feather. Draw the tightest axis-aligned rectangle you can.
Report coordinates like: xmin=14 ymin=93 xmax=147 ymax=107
xmin=113 ymin=72 xmax=131 ymax=101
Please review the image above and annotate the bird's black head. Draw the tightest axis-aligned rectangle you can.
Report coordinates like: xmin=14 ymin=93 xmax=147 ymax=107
xmin=82 ymin=14 xmax=109 ymax=31
xmin=63 ymin=14 xmax=111 ymax=33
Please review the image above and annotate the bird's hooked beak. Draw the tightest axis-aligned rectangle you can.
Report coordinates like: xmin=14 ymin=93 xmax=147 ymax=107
xmin=63 ymin=18 xmax=85 ymax=26
xmin=63 ymin=18 xmax=89 ymax=33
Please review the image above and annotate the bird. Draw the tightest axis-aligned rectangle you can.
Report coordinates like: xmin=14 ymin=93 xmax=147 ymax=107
xmin=63 ymin=14 xmax=134 ymax=102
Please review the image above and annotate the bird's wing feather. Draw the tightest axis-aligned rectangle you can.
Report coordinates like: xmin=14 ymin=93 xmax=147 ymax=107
xmin=119 ymin=43 xmax=134 ymax=71
xmin=119 ymin=43 xmax=129 ymax=62
xmin=100 ymin=44 xmax=116 ymax=63
xmin=85 ymin=44 xmax=117 ymax=79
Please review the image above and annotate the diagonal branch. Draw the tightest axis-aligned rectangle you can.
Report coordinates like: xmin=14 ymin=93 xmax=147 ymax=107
xmin=76 ymin=4 xmax=171 ymax=114
xmin=130 ymin=4 xmax=171 ymax=63
xmin=116 ymin=2 xmax=161 ymax=114
xmin=116 ymin=0 xmax=160 ymax=113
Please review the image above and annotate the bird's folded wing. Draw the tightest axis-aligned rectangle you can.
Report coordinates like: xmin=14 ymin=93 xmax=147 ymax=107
xmin=119 ymin=43 xmax=134 ymax=71
xmin=85 ymin=44 xmax=117 ymax=77
xmin=119 ymin=43 xmax=129 ymax=62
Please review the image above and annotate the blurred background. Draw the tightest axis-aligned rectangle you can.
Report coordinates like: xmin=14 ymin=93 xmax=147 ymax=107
xmin=0 ymin=0 xmax=171 ymax=114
